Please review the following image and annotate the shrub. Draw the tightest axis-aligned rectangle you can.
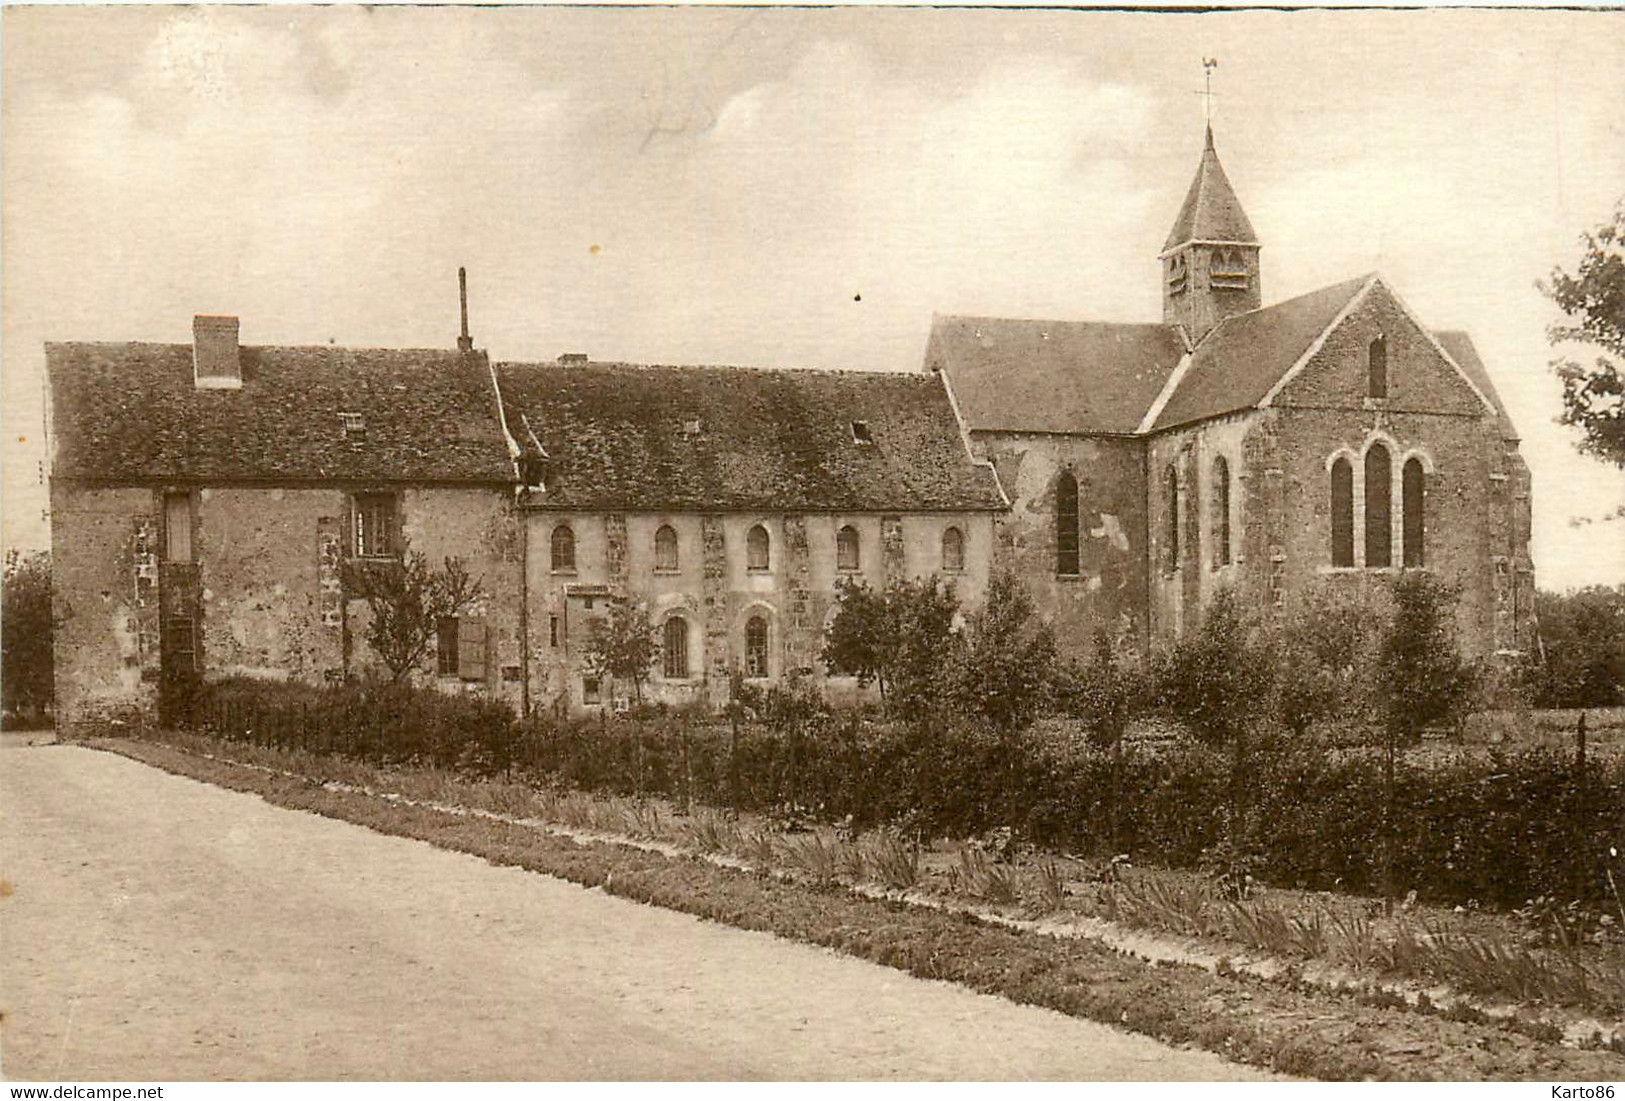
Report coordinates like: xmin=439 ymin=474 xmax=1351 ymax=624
xmin=3 ymin=549 xmax=53 ymax=721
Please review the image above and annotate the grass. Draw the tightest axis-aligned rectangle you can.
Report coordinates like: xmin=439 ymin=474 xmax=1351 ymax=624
xmin=98 ymin=733 xmax=1625 ymax=1082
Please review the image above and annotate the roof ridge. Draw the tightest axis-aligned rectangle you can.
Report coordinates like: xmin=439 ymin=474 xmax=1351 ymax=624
xmin=495 ymin=360 xmax=930 ymax=381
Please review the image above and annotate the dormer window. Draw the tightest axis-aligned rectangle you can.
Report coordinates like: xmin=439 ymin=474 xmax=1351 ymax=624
xmin=340 ymin=412 xmax=366 ymax=441
xmin=1209 ymin=248 xmax=1249 ymax=290
xmin=851 ymin=421 xmax=873 ymax=445
xmin=682 ymin=418 xmax=702 ymax=437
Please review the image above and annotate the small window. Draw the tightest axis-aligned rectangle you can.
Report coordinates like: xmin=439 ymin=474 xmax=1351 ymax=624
xmin=1403 ymin=458 xmax=1425 ymax=568
xmin=353 ymin=493 xmax=396 ymax=558
xmin=551 ymin=524 xmax=576 ymax=572
xmin=1368 ymin=336 xmax=1388 ymax=399
xmin=745 ymin=616 xmax=769 ymax=679
xmin=682 ymin=418 xmax=702 ymax=437
xmin=1164 ymin=465 xmax=1180 ymax=574
xmin=1167 ymin=252 xmax=1188 ymax=295
xmin=662 ymin=616 xmax=689 ymax=679
xmin=1330 ymin=457 xmax=1354 ymax=567
xmin=1211 ymin=457 xmax=1232 ymax=568
xmin=339 ymin=412 xmax=366 ymax=441
xmin=549 ymin=614 xmax=560 ymax=649
xmin=836 ymin=525 xmax=860 ymax=572
xmin=437 ymin=616 xmax=459 ymax=676
xmin=654 ymin=524 xmax=679 ymax=572
xmin=941 ymin=526 xmax=965 ymax=573
xmin=1210 ymin=248 xmax=1249 ymax=289
xmin=163 ymin=614 xmax=198 ymax=674
xmin=164 ymin=491 xmax=192 ymax=564
xmin=583 ymin=676 xmax=601 ymax=706
xmin=851 ymin=421 xmax=873 ymax=444
xmin=1056 ymin=472 xmax=1080 ymax=576
xmin=747 ymin=524 xmax=771 ymax=571
xmin=1365 ymin=443 xmax=1393 ymax=568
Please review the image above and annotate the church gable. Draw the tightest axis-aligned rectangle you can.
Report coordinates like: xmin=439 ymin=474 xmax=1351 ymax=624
xmin=1267 ymin=278 xmax=1492 ymax=419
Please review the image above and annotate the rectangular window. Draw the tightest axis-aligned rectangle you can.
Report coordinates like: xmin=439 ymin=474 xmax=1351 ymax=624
xmin=436 ymin=616 xmax=459 ymax=676
xmin=163 ymin=615 xmax=198 ymax=673
xmin=353 ymin=493 xmax=396 ymax=558
xmin=164 ymin=492 xmax=192 ymax=563
xmin=583 ymin=676 xmax=601 ymax=705
xmin=549 ymin=614 xmax=560 ymax=648
xmin=457 ymin=616 xmax=487 ymax=681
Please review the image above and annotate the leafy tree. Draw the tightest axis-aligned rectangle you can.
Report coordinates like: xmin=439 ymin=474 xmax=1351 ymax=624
xmin=582 ymin=598 xmax=657 ymax=706
xmin=3 ymin=550 xmax=54 ymax=720
xmin=1062 ymin=630 xmax=1153 ymax=852
xmin=1273 ymin=584 xmax=1377 ymax=737
xmin=1155 ymin=587 xmax=1275 ymax=747
xmin=1524 ymin=585 xmax=1625 ymax=709
xmin=1542 ymin=201 xmax=1625 ymax=465
xmin=822 ymin=575 xmax=960 ymax=721
xmin=342 ymin=552 xmax=483 ymax=684
xmin=950 ymin=570 xmax=1057 ymax=731
xmin=1374 ymin=571 xmax=1478 ymax=742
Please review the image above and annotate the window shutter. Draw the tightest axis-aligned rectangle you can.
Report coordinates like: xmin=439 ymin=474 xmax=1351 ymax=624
xmin=458 ymin=616 xmax=487 ymax=681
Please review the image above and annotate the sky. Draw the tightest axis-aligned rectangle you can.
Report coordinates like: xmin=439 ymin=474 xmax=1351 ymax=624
xmin=4 ymin=6 xmax=1623 ymax=589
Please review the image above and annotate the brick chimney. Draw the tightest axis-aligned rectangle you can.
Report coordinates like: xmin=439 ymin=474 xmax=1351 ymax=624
xmin=193 ymin=315 xmax=242 ymax=389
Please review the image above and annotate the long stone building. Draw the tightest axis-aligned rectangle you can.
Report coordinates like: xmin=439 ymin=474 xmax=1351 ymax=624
xmin=44 ymin=124 xmax=1533 ymax=727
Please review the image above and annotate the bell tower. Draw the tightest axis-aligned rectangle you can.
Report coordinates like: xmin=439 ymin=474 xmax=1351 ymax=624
xmin=1160 ymin=122 xmax=1261 ymax=343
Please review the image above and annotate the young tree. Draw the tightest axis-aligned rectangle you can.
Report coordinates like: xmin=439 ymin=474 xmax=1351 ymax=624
xmin=1063 ymin=629 xmax=1152 ymax=853
xmin=342 ymin=552 xmax=483 ymax=684
xmin=1542 ymin=201 xmax=1625 ymax=466
xmin=1155 ymin=587 xmax=1275 ymax=747
xmin=1273 ymin=583 xmax=1376 ymax=737
xmin=2 ymin=550 xmax=54 ymax=721
xmin=582 ymin=598 xmax=657 ymax=706
xmin=950 ymin=570 xmax=1057 ymax=731
xmin=821 ymin=575 xmax=960 ymax=720
xmin=1374 ymin=572 xmax=1478 ymax=742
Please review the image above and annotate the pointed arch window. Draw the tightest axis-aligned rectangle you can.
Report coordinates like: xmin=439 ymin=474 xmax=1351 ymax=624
xmin=746 ymin=524 xmax=770 ymax=572
xmin=1055 ymin=472 xmax=1080 ymax=576
xmin=745 ymin=615 xmax=770 ymax=679
xmin=836 ymin=525 xmax=860 ymax=573
xmin=1211 ymin=457 xmax=1232 ymax=568
xmin=1330 ymin=457 xmax=1354 ymax=567
xmin=1402 ymin=458 xmax=1426 ymax=568
xmin=550 ymin=524 xmax=576 ymax=573
xmin=1368 ymin=336 xmax=1388 ymax=399
xmin=662 ymin=616 xmax=689 ymax=679
xmin=941 ymin=526 xmax=965 ymax=573
xmin=654 ymin=524 xmax=679 ymax=572
xmin=1164 ymin=464 xmax=1180 ymax=574
xmin=1365 ymin=444 xmax=1392 ymax=568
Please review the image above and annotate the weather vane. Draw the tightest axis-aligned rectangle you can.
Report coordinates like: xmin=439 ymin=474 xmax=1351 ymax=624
xmin=1198 ymin=57 xmax=1220 ymax=123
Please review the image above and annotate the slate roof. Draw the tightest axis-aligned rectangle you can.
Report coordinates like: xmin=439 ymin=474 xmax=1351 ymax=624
xmin=925 ymin=316 xmax=1186 ymax=435
xmin=1434 ymin=331 xmax=1520 ymax=441
xmin=47 ymin=342 xmax=515 ymax=483
xmin=1162 ymin=125 xmax=1259 ymax=253
xmin=493 ymin=361 xmax=1006 ymax=512
xmin=1150 ymin=274 xmax=1372 ymax=431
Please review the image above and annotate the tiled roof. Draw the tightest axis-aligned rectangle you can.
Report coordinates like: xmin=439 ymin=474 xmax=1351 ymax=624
xmin=925 ymin=316 xmax=1186 ymax=435
xmin=494 ymin=361 xmax=1006 ymax=512
xmin=1162 ymin=125 xmax=1260 ymax=253
xmin=1151 ymin=275 xmax=1372 ymax=431
xmin=1434 ymin=331 xmax=1520 ymax=441
xmin=47 ymin=342 xmax=514 ymax=483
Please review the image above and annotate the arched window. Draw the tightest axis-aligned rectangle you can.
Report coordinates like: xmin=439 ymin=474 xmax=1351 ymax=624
xmin=1403 ymin=458 xmax=1426 ymax=568
xmin=654 ymin=524 xmax=679 ymax=572
xmin=941 ymin=526 xmax=965 ymax=573
xmin=746 ymin=524 xmax=770 ymax=571
xmin=662 ymin=616 xmax=689 ymax=679
xmin=550 ymin=524 xmax=576 ymax=572
xmin=745 ymin=615 xmax=769 ymax=679
xmin=1330 ymin=457 xmax=1354 ymax=567
xmin=836 ymin=525 xmax=860 ymax=572
xmin=1164 ymin=464 xmax=1180 ymax=574
xmin=1365 ymin=444 xmax=1392 ymax=568
xmin=1368 ymin=336 xmax=1388 ymax=399
xmin=1212 ymin=457 xmax=1232 ymax=568
xmin=1055 ymin=472 xmax=1080 ymax=576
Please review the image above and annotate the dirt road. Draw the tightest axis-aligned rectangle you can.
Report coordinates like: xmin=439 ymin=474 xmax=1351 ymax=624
xmin=0 ymin=744 xmax=1269 ymax=1080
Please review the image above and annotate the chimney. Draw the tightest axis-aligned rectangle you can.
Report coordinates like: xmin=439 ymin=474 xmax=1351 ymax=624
xmin=457 ymin=267 xmax=473 ymax=353
xmin=192 ymin=315 xmax=242 ymax=389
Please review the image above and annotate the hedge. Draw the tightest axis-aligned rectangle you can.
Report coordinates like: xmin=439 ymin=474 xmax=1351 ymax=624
xmin=183 ymin=678 xmax=1625 ymax=911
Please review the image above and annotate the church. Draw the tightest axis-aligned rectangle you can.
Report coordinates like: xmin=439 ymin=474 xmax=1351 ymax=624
xmin=926 ymin=123 xmax=1535 ymax=659
xmin=43 ymin=123 xmax=1533 ymax=728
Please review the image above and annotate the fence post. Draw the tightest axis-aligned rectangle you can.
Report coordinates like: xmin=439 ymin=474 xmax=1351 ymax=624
xmin=680 ymin=718 xmax=692 ymax=815
xmin=729 ymin=710 xmax=740 ymax=819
